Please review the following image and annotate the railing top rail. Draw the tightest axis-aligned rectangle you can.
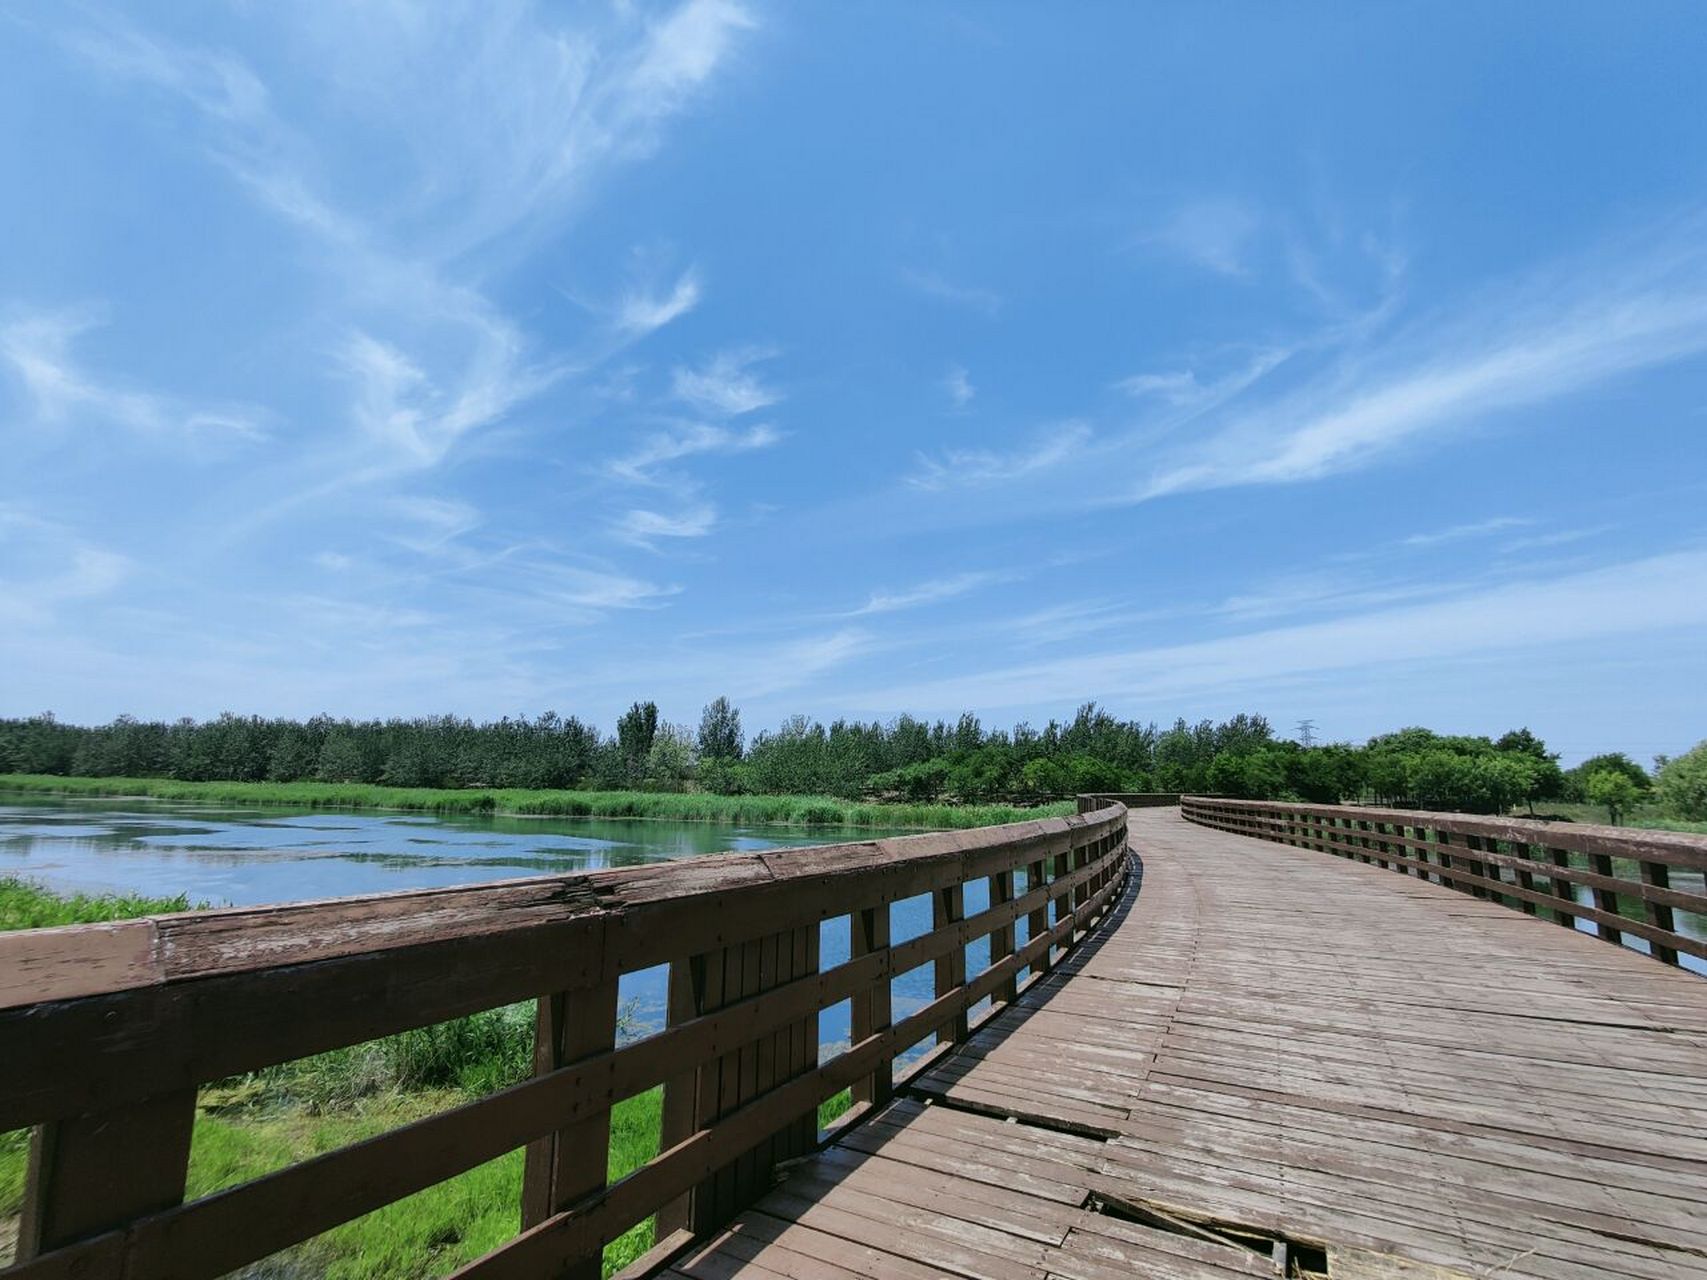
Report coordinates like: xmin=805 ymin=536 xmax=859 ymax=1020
xmin=1181 ymin=794 xmax=1707 ymax=870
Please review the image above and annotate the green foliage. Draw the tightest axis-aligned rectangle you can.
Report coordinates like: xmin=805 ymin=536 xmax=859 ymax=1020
xmin=1656 ymin=741 xmax=1707 ymax=821
xmin=1565 ymin=751 xmax=1650 ymax=801
xmin=615 ymin=701 xmax=660 ymax=783
xmin=697 ymin=696 xmax=744 ymax=761
xmin=1584 ymin=769 xmax=1640 ymax=825
xmin=0 ymin=877 xmax=198 ymax=930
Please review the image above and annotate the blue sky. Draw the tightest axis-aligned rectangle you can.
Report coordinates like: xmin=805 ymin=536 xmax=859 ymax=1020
xmin=3 ymin=3 xmax=1705 ymax=765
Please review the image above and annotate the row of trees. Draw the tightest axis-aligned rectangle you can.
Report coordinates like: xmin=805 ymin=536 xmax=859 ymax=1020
xmin=2 ymin=707 xmax=1703 ymax=820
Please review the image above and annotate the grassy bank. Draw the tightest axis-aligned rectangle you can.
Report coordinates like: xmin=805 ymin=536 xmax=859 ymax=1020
xmin=1522 ymin=799 xmax=1707 ymax=836
xmin=0 ymin=878 xmax=199 ymax=930
xmin=0 ymin=773 xmax=1072 ymax=829
xmin=0 ymin=882 xmax=852 ymax=1275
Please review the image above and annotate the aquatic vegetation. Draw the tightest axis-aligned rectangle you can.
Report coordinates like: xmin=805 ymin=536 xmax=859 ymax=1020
xmin=0 ymin=773 xmax=1073 ymax=829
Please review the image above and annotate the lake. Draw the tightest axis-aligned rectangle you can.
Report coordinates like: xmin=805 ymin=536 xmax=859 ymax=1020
xmin=0 ymin=795 xmax=998 ymax=1053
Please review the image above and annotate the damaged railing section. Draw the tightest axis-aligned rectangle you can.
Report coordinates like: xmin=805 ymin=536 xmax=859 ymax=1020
xmin=0 ymin=802 xmax=1129 ymax=1279
xmin=1182 ymin=795 xmax=1706 ymax=971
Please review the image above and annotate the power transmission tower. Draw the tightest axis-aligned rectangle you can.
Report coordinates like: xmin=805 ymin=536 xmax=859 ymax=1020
xmin=1296 ymin=719 xmax=1317 ymax=748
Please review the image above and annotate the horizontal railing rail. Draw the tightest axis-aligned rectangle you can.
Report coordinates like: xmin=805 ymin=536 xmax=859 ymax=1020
xmin=1182 ymin=795 xmax=1707 ymax=970
xmin=0 ymin=801 xmax=1129 ymax=1279
xmin=1078 ymin=791 xmax=1188 ymax=812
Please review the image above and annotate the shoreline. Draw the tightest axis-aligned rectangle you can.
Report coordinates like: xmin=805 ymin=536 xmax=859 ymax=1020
xmin=0 ymin=774 xmax=1072 ymax=831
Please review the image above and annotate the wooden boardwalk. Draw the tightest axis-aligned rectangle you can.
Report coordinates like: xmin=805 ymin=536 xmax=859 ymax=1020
xmin=668 ymin=807 xmax=1707 ymax=1280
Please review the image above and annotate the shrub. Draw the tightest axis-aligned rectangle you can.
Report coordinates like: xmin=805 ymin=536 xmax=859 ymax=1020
xmin=1656 ymin=741 xmax=1707 ymax=821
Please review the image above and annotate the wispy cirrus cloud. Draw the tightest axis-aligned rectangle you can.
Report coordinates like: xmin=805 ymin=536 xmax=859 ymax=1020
xmin=56 ymin=2 xmax=757 ymax=484
xmin=0 ymin=307 xmax=264 ymax=442
xmin=0 ymin=506 xmax=130 ymax=628
xmin=943 ymin=364 xmax=975 ymax=409
xmin=616 ymin=269 xmax=702 ymax=335
xmin=907 ymin=422 xmax=1091 ymax=491
xmin=611 ymin=504 xmax=719 ymax=548
xmin=851 ymin=571 xmax=1006 ymax=616
xmin=1401 ymin=516 xmax=1531 ymax=548
xmin=671 ymin=348 xmax=780 ymax=416
xmin=900 ymin=268 xmax=1002 ymax=316
xmin=610 ymin=421 xmax=783 ymax=484
xmin=840 ymin=548 xmax=1707 ymax=713
xmin=1149 ymin=198 xmax=1260 ymax=277
xmin=1138 ymin=231 xmax=1707 ymax=501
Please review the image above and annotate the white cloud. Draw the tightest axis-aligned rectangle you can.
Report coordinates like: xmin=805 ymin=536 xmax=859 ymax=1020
xmin=852 ymin=571 xmax=1005 ymax=616
xmin=1501 ymin=525 xmax=1611 ymax=553
xmin=386 ymin=495 xmax=482 ymax=551
xmin=340 ymin=330 xmax=550 ymax=470
xmin=0 ymin=307 xmax=263 ymax=442
xmin=56 ymin=3 xmax=756 ymax=484
xmin=908 ymin=422 xmax=1091 ymax=491
xmin=943 ymin=364 xmax=975 ymax=409
xmin=1152 ymin=199 xmax=1260 ymax=277
xmin=1401 ymin=517 xmax=1531 ymax=548
xmin=616 ymin=269 xmax=702 ymax=335
xmin=0 ymin=507 xmax=130 ymax=627
xmin=842 ymin=548 xmax=1707 ymax=712
xmin=611 ymin=504 xmax=718 ymax=547
xmin=671 ymin=348 xmax=780 ymax=416
xmin=611 ymin=421 xmax=783 ymax=483
xmin=901 ymin=268 xmax=1003 ymax=316
xmin=1137 ymin=243 xmax=1707 ymax=502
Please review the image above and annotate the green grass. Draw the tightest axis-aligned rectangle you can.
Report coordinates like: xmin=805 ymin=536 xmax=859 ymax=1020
xmin=0 ymin=773 xmax=1072 ymax=830
xmin=1516 ymin=799 xmax=1707 ymax=836
xmin=0 ymin=877 xmax=201 ymax=930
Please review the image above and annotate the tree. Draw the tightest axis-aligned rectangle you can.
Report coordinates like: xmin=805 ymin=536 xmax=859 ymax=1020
xmin=1566 ymin=752 xmax=1650 ymax=801
xmin=616 ymin=701 xmax=659 ymax=779
xmin=1584 ymin=770 xmax=1640 ymax=825
xmin=1655 ymin=741 xmax=1707 ymax=821
xmin=697 ymin=697 xmax=743 ymax=761
xmin=645 ymin=724 xmax=697 ymax=792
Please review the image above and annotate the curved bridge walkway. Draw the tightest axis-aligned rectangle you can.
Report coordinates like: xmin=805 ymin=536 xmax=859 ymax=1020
xmin=669 ymin=808 xmax=1707 ymax=1280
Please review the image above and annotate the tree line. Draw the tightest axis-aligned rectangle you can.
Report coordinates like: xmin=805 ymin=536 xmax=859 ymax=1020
xmin=1 ymin=705 xmax=1702 ymax=820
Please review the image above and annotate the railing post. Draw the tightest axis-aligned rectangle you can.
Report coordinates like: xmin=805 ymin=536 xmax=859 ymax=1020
xmin=1639 ymin=862 xmax=1680 ymax=966
xmin=657 ymin=961 xmax=699 ymax=1237
xmin=850 ymin=904 xmax=894 ymax=1107
xmin=989 ymin=868 xmax=1018 ymax=1006
xmin=1028 ymin=852 xmax=1051 ymax=977
xmin=1548 ymin=847 xmax=1578 ymax=927
xmin=523 ymin=978 xmax=620 ymax=1274
xmin=1589 ymin=853 xmax=1623 ymax=946
xmin=1435 ymin=829 xmax=1457 ymax=891
xmin=1049 ymin=839 xmax=1072 ymax=965
xmin=934 ymin=883 xmax=968 ymax=1045
xmin=1462 ymin=834 xmax=1489 ymax=898
xmin=18 ymin=1089 xmax=197 ymax=1262
xmin=1513 ymin=841 xmax=1539 ymax=914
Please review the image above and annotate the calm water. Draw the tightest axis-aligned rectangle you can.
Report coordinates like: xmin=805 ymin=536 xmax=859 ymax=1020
xmin=0 ymin=795 xmax=990 ymax=1052
xmin=0 ymin=796 xmax=916 ymax=907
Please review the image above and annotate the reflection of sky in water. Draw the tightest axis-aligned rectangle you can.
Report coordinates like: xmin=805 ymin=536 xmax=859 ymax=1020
xmin=0 ymin=795 xmax=999 ymax=1071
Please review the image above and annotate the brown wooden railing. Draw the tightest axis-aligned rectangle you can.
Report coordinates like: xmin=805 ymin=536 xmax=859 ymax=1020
xmin=1077 ymin=792 xmax=1185 ymax=811
xmin=0 ymin=802 xmax=1129 ymax=1279
xmin=1182 ymin=796 xmax=1707 ymax=970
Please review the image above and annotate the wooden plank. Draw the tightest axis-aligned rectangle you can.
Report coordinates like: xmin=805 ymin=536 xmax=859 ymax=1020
xmin=521 ymin=977 xmax=620 ymax=1280
xmin=17 ymin=1088 xmax=196 ymax=1260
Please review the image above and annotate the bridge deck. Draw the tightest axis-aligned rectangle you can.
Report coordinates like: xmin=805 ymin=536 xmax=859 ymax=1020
xmin=667 ymin=808 xmax=1707 ymax=1280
